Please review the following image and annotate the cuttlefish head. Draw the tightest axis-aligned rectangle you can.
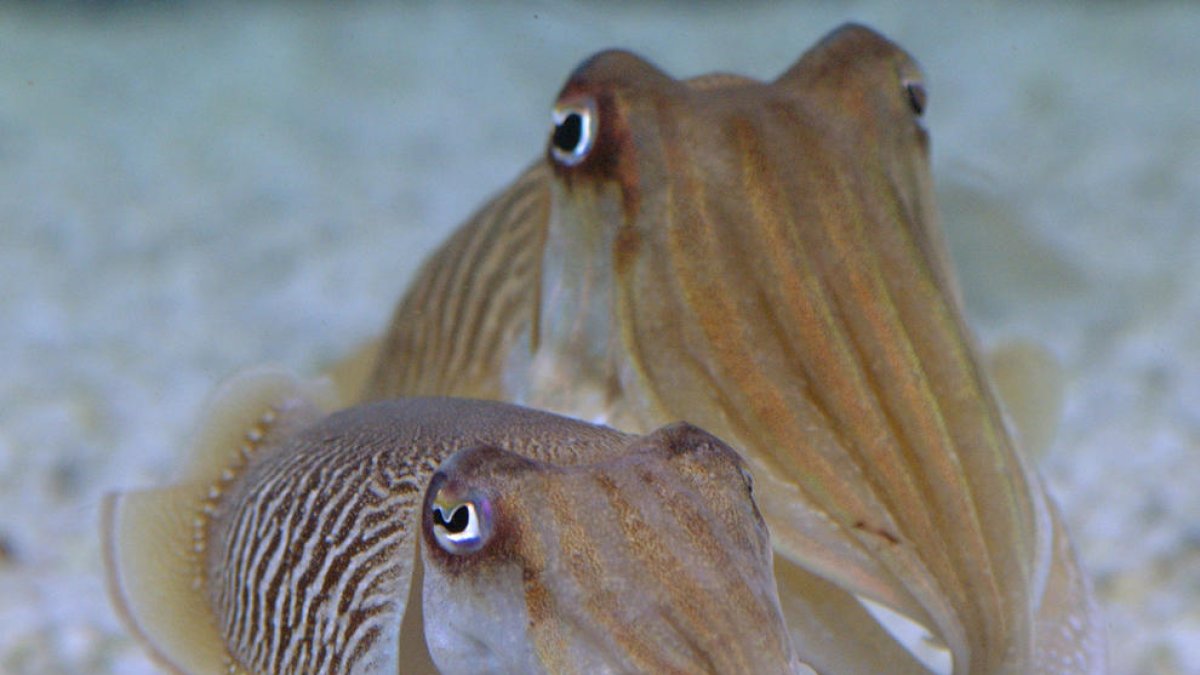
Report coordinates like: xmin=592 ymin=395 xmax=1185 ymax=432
xmin=531 ymin=24 xmax=1073 ymax=673
xmin=544 ymin=23 xmax=934 ymax=234
xmin=420 ymin=423 xmax=807 ymax=675
xmin=535 ymin=24 xmax=947 ymax=389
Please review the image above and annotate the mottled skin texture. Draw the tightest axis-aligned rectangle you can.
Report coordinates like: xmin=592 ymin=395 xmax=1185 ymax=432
xmin=104 ymin=371 xmax=801 ymax=674
xmin=361 ymin=23 xmax=1104 ymax=673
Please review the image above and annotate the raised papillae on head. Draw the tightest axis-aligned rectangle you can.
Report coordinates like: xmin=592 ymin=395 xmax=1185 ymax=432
xmin=104 ymin=369 xmax=803 ymax=673
xmin=359 ymin=22 xmax=1105 ymax=673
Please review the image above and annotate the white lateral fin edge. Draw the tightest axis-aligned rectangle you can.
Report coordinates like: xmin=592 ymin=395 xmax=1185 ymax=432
xmin=102 ymin=366 xmax=337 ymax=674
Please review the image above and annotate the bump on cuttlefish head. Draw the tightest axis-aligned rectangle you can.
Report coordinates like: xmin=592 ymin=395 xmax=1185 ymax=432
xmin=104 ymin=367 xmax=806 ymax=674
xmin=419 ymin=424 xmax=807 ymax=675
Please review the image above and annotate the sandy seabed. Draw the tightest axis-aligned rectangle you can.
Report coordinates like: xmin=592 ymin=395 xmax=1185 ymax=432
xmin=1 ymin=2 xmax=1197 ymax=673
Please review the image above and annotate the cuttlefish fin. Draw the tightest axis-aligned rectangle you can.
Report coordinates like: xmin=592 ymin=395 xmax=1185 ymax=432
xmin=1031 ymin=499 xmax=1108 ymax=673
xmin=102 ymin=366 xmax=337 ymax=674
xmin=985 ymin=341 xmax=1107 ymax=671
xmin=986 ymin=339 xmax=1066 ymax=460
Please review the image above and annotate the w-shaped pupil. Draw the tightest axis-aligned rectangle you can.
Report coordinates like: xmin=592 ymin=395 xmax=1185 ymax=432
xmin=553 ymin=113 xmax=583 ymax=152
xmin=434 ymin=505 xmax=470 ymax=533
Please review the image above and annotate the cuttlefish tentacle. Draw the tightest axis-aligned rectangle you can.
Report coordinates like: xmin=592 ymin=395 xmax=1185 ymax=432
xmin=106 ymin=368 xmax=806 ymax=673
xmin=361 ymin=23 xmax=1104 ymax=673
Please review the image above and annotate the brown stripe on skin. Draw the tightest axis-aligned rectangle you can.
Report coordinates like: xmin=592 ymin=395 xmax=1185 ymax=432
xmin=781 ymin=80 xmax=1023 ymax=661
xmin=638 ymin=87 xmax=957 ymax=664
xmin=591 ymin=436 xmax=789 ymax=673
xmin=463 ymin=232 xmax=542 ymax=377
xmin=437 ymin=199 xmax=504 ymax=382
xmin=420 ymin=429 xmax=797 ymax=674
xmin=793 ymin=124 xmax=979 ymax=645
xmin=364 ymin=165 xmax=550 ymax=401
xmin=444 ymin=175 xmax=542 ymax=382
xmin=649 ymin=97 xmax=897 ymax=552
xmin=578 ymin=470 xmax=691 ymax=667
xmin=750 ymin=104 xmax=935 ymax=517
xmin=593 ymin=471 xmax=708 ymax=672
xmin=529 ymin=470 xmax=658 ymax=673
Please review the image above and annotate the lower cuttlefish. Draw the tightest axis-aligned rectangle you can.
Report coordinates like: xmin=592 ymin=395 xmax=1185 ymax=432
xmin=104 ymin=369 xmax=806 ymax=673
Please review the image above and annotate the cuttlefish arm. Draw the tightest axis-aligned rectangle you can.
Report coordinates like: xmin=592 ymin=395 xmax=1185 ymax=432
xmin=104 ymin=368 xmax=815 ymax=673
xmin=361 ymin=24 xmax=1104 ymax=673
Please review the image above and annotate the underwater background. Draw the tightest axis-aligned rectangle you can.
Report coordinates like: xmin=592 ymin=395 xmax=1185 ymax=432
xmin=1 ymin=2 xmax=1197 ymax=673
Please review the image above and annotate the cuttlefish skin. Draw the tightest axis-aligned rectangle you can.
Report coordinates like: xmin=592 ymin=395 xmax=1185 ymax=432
xmin=103 ymin=369 xmax=801 ymax=674
xmin=421 ymin=425 xmax=805 ymax=675
xmin=356 ymin=23 xmax=1105 ymax=673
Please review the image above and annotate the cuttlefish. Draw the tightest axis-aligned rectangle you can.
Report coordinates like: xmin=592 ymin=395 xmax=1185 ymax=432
xmin=104 ymin=369 xmax=805 ymax=673
xmin=346 ymin=23 xmax=1105 ymax=673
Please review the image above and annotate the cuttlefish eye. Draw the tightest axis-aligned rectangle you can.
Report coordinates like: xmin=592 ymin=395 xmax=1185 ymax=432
xmin=903 ymin=79 xmax=927 ymax=116
xmin=431 ymin=489 xmax=492 ymax=555
xmin=549 ymin=98 xmax=597 ymax=166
